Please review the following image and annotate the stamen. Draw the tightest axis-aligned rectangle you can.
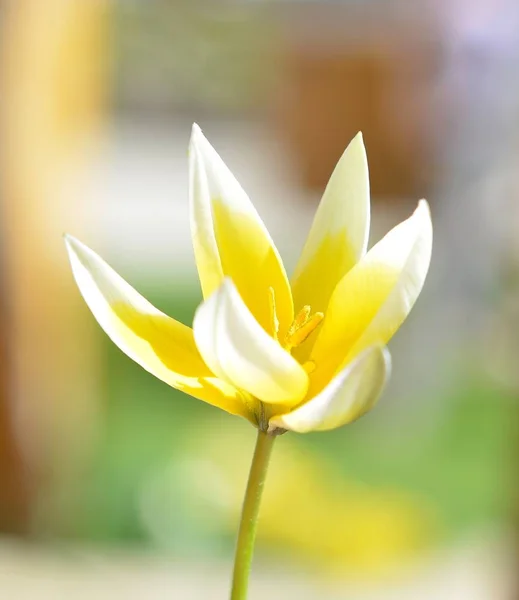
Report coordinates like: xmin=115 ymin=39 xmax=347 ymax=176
xmin=287 ymin=312 xmax=324 ymax=348
xmin=268 ymin=287 xmax=279 ymax=340
xmin=294 ymin=305 xmax=311 ymax=328
xmin=284 ymin=305 xmax=324 ymax=351
xmin=285 ymin=305 xmax=310 ymax=340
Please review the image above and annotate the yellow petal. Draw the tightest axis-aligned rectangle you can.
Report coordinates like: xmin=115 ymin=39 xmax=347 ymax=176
xmin=290 ymin=133 xmax=370 ymax=359
xmin=193 ymin=278 xmax=308 ymax=406
xmin=64 ymin=235 xmax=250 ymax=420
xmin=310 ymin=201 xmax=432 ymax=394
xmin=270 ymin=345 xmax=390 ymax=433
xmin=189 ymin=124 xmax=293 ymax=337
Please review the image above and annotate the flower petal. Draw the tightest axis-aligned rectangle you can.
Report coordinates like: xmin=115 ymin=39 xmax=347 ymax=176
xmin=309 ymin=200 xmax=432 ymax=395
xmin=291 ymin=133 xmax=370 ymax=358
xmin=64 ymin=235 xmax=250 ymax=420
xmin=189 ymin=124 xmax=293 ymax=337
xmin=193 ymin=278 xmax=309 ymax=406
xmin=270 ymin=345 xmax=391 ymax=433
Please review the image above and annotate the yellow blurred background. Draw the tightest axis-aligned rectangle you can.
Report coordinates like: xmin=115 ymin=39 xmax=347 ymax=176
xmin=1 ymin=0 xmax=518 ymax=598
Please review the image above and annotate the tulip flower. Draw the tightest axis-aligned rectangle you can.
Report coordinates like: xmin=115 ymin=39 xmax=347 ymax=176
xmin=65 ymin=125 xmax=432 ymax=600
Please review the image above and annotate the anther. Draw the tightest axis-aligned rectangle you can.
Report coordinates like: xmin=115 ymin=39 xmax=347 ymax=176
xmin=287 ymin=312 xmax=324 ymax=348
xmin=284 ymin=306 xmax=324 ymax=351
xmin=294 ymin=305 xmax=311 ymax=328
xmin=285 ymin=305 xmax=310 ymax=340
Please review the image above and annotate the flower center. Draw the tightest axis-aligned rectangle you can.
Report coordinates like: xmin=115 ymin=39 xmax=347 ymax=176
xmin=269 ymin=287 xmax=323 ymax=361
xmin=284 ymin=305 xmax=324 ymax=352
xmin=254 ymin=289 xmax=324 ymax=431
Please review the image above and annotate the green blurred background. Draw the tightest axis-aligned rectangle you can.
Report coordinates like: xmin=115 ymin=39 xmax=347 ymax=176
xmin=1 ymin=0 xmax=519 ymax=598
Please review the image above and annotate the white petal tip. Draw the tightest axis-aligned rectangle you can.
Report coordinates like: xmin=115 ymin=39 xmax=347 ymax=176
xmin=416 ymin=198 xmax=430 ymax=215
xmin=189 ymin=124 xmax=208 ymax=155
xmin=189 ymin=123 xmax=214 ymax=161
xmin=346 ymin=131 xmax=366 ymax=152
xmin=191 ymin=122 xmax=202 ymax=137
xmin=189 ymin=124 xmax=200 ymax=149
xmin=64 ymin=235 xmax=97 ymax=265
xmin=221 ymin=276 xmax=234 ymax=293
xmin=64 ymin=233 xmax=81 ymax=255
xmin=413 ymin=200 xmax=433 ymax=239
xmin=335 ymin=131 xmax=368 ymax=172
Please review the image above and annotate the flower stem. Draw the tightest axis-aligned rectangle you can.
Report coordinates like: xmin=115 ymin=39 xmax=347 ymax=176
xmin=230 ymin=429 xmax=276 ymax=600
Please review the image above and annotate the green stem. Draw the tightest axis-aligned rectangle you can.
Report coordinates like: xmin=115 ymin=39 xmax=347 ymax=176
xmin=230 ymin=429 xmax=276 ymax=600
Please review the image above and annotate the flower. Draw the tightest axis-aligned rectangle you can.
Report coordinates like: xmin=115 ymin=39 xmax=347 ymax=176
xmin=65 ymin=125 xmax=432 ymax=434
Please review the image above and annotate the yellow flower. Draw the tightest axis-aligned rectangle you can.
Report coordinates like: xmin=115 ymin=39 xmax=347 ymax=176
xmin=65 ymin=125 xmax=432 ymax=434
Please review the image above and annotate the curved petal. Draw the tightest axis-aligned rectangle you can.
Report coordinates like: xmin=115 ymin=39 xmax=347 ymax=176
xmin=64 ymin=235 xmax=250 ymax=420
xmin=270 ymin=345 xmax=391 ymax=433
xmin=310 ymin=201 xmax=432 ymax=394
xmin=291 ymin=133 xmax=370 ymax=360
xmin=193 ymin=278 xmax=308 ymax=406
xmin=189 ymin=124 xmax=293 ymax=337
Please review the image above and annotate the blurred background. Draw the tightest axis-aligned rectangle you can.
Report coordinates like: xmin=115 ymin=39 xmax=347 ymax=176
xmin=1 ymin=0 xmax=519 ymax=598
